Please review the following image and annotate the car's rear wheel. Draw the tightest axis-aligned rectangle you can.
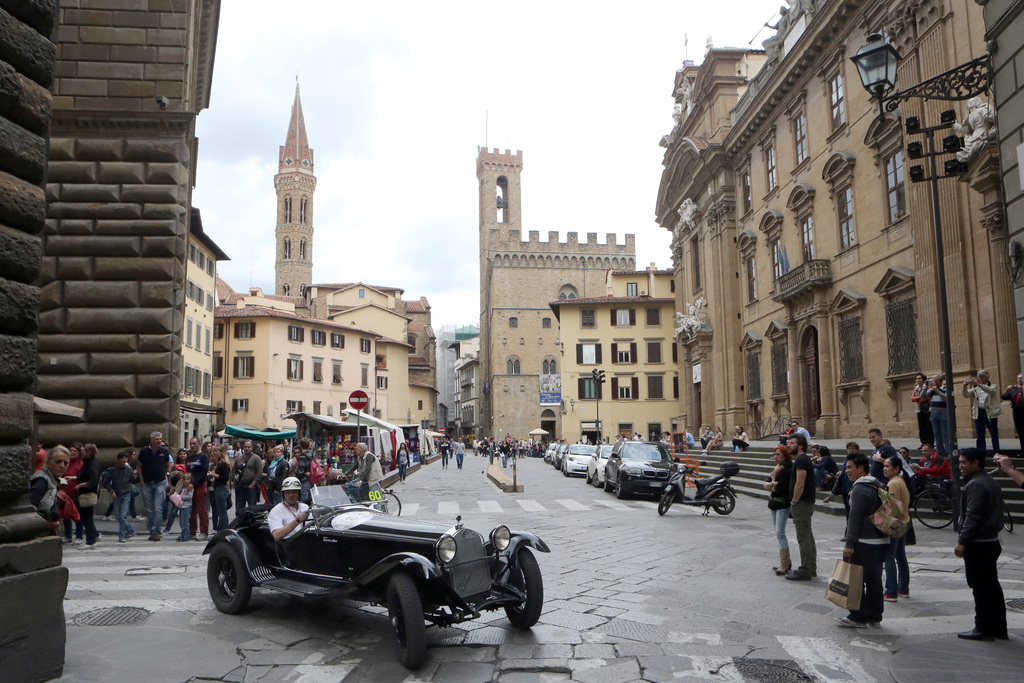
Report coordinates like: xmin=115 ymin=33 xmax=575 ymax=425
xmin=207 ymin=543 xmax=251 ymax=614
xmin=387 ymin=573 xmax=426 ymax=669
xmin=505 ymin=548 xmax=544 ymax=628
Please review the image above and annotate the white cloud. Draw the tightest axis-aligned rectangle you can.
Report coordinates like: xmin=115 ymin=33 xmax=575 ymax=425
xmin=194 ymin=0 xmax=780 ymax=323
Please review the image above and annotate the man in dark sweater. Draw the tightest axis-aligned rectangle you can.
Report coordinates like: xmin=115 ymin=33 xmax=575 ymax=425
xmin=836 ymin=452 xmax=887 ymax=628
xmin=137 ymin=431 xmax=171 ymax=541
xmin=955 ymin=448 xmax=1008 ymax=640
xmin=785 ymin=434 xmax=817 ymax=581
xmin=867 ymin=428 xmax=896 ymax=484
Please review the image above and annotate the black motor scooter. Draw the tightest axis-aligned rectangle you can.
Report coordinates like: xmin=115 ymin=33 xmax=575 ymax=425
xmin=657 ymin=460 xmax=739 ymax=516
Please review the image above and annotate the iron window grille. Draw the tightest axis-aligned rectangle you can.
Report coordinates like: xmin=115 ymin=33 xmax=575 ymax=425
xmin=838 ymin=317 xmax=865 ymax=382
xmin=885 ymin=298 xmax=919 ymax=376
xmin=771 ymin=342 xmax=788 ymax=395
xmin=746 ymin=352 xmax=762 ymax=400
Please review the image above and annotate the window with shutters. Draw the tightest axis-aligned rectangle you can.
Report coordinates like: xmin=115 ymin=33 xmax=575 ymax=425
xmin=746 ymin=255 xmax=758 ymax=302
xmin=288 ymin=325 xmax=304 ymax=342
xmin=214 ymin=322 xmax=223 ymax=340
xmin=361 ymin=364 xmax=369 ymax=386
xmin=673 ymin=375 xmax=679 ymax=399
xmin=332 ymin=361 xmax=342 ymax=384
xmin=205 ymin=327 xmax=211 ymax=355
xmin=206 ymin=291 xmax=213 ymax=310
xmin=203 ymin=372 xmax=212 ymax=398
xmin=360 ymin=338 xmax=371 ymax=353
xmin=746 ymin=351 xmax=762 ymax=400
xmin=234 ymin=322 xmax=255 ymax=339
xmin=232 ymin=398 xmax=248 ymax=412
xmin=312 ymin=359 xmax=323 ymax=383
xmin=578 ymin=377 xmax=598 ymax=400
xmin=213 ymin=355 xmax=223 ymax=379
xmin=311 ymin=329 xmax=326 ymax=346
xmin=800 ymin=215 xmax=815 ymax=261
xmin=794 ymin=111 xmax=808 ymax=164
xmin=838 ymin=317 xmax=865 ymax=382
xmin=647 ymin=341 xmax=662 ymax=363
xmin=185 ymin=317 xmax=193 ymax=347
xmin=838 ymin=186 xmax=855 ymax=250
xmin=765 ymin=143 xmax=778 ymax=192
xmin=885 ymin=298 xmax=919 ymax=376
xmin=313 ymin=400 xmax=321 ymax=415
xmin=580 ymin=309 xmax=596 ymax=328
xmin=233 ymin=355 xmax=254 ymax=379
xmin=615 ymin=344 xmax=633 ymax=363
xmin=646 ymin=308 xmax=660 ymax=326
xmin=612 ymin=309 xmax=635 ymax=326
xmin=287 ymin=357 xmax=303 ymax=381
xmin=331 ymin=332 xmax=344 ymax=349
xmin=618 ymin=382 xmax=633 ymax=400
xmin=577 ymin=343 xmax=601 ymax=365
xmin=377 ymin=376 xmax=389 ymax=390
xmin=626 ymin=282 xmax=638 ymax=297
xmin=647 ymin=375 xmax=664 ymax=399
xmin=286 ymin=400 xmax=303 ymax=413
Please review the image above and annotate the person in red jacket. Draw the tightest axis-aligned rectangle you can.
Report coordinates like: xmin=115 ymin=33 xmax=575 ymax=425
xmin=910 ymin=442 xmax=951 ymax=496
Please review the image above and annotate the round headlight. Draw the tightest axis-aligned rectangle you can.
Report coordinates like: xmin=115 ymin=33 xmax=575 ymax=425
xmin=436 ymin=535 xmax=457 ymax=563
xmin=490 ymin=525 xmax=511 ymax=551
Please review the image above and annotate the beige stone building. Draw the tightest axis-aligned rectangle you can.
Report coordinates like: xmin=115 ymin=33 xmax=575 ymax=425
xmin=656 ymin=0 xmax=1017 ymax=441
xmin=39 ymin=0 xmax=221 ymax=450
xmin=453 ymin=336 xmax=481 ymax=440
xmin=214 ymin=289 xmax=379 ymax=431
xmin=477 ymin=148 xmax=636 ymax=441
xmin=181 ymin=208 xmax=228 ymax=446
xmin=550 ymin=267 xmax=679 ymax=442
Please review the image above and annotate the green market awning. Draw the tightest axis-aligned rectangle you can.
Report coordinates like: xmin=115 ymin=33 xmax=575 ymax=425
xmin=223 ymin=424 xmax=296 ymax=440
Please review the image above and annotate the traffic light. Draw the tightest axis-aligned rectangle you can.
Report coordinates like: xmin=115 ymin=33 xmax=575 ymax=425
xmin=592 ymin=369 xmax=606 ymax=384
xmin=592 ymin=369 xmax=599 ymax=381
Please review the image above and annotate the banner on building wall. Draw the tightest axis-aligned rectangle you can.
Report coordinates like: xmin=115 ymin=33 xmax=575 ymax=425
xmin=692 ymin=363 xmax=702 ymax=384
xmin=540 ymin=374 xmax=561 ymax=405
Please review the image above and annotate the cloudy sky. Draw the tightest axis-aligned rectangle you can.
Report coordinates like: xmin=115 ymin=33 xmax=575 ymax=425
xmin=193 ymin=0 xmax=781 ymax=328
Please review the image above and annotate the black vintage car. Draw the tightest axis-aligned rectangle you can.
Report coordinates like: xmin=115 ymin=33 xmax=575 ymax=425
xmin=604 ymin=440 xmax=674 ymax=498
xmin=203 ymin=486 xmax=549 ymax=669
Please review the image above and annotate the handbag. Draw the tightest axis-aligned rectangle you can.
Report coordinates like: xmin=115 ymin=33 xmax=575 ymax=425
xmin=78 ymin=492 xmax=98 ymax=507
xmin=170 ymin=492 xmax=184 ymax=508
xmin=130 ymin=484 xmax=140 ymax=497
xmin=825 ymin=559 xmax=863 ymax=611
xmin=905 ymin=519 xmax=917 ymax=546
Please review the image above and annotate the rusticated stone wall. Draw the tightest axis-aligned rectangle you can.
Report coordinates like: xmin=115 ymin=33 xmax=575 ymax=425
xmin=0 ymin=1 xmax=68 ymax=680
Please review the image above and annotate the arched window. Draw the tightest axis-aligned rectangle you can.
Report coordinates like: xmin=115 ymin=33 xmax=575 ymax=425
xmin=542 ymin=358 xmax=556 ymax=374
xmin=284 ymin=197 xmax=292 ymax=223
xmin=506 ymin=357 xmax=521 ymax=375
xmin=299 ymin=239 xmax=306 ymax=260
xmin=508 ymin=317 xmax=518 ymax=328
xmin=283 ymin=237 xmax=291 ymax=259
xmin=282 ymin=284 xmax=290 ymax=295
xmin=300 ymin=197 xmax=308 ymax=225
xmin=558 ymin=284 xmax=579 ymax=300
xmin=496 ymin=176 xmax=509 ymax=223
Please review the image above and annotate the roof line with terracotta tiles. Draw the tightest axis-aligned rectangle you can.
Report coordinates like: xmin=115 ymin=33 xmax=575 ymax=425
xmin=214 ymin=305 xmax=380 ymax=336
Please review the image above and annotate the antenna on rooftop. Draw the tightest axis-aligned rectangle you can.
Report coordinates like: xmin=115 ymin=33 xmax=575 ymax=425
xmin=684 ymin=34 xmax=688 ymax=61
xmin=485 ymin=110 xmax=488 ymax=149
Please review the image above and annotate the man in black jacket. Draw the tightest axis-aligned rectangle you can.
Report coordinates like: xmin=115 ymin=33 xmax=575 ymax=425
xmin=954 ymin=448 xmax=1008 ymax=641
xmin=836 ymin=452 xmax=887 ymax=628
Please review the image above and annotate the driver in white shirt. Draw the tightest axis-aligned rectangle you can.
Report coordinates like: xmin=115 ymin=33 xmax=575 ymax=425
xmin=267 ymin=477 xmax=310 ymax=541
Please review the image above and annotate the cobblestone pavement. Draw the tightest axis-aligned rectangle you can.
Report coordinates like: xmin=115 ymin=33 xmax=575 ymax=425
xmin=57 ymin=454 xmax=1024 ymax=682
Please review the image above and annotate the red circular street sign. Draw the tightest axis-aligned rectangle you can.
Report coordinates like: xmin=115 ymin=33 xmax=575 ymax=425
xmin=349 ymin=390 xmax=369 ymax=410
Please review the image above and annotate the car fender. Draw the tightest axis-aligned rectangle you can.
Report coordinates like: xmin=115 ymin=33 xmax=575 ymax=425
xmin=354 ymin=552 xmax=442 ymax=589
xmin=202 ymin=530 xmax=264 ymax=579
xmin=507 ymin=531 xmax=550 ymax=555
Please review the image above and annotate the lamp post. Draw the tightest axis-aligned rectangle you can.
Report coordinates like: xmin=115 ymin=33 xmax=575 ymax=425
xmin=851 ymin=34 xmax=994 ymax=521
xmin=592 ymin=368 xmax=606 ymax=444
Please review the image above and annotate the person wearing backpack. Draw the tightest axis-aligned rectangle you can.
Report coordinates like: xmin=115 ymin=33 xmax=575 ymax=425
xmin=836 ymin=452 xmax=888 ymax=628
xmin=882 ymin=456 xmax=912 ymax=603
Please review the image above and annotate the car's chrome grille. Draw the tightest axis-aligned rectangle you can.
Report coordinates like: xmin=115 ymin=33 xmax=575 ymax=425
xmin=450 ymin=529 xmax=490 ymax=597
xmin=641 ymin=469 xmax=669 ymax=479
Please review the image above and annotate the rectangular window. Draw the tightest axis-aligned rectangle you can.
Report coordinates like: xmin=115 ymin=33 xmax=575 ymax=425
xmin=196 ymin=286 xmax=204 ymax=305
xmin=578 ymin=377 xmax=597 ymax=400
xmin=203 ymin=372 xmax=211 ymax=399
xmin=746 ymin=255 xmax=757 ymax=302
xmin=800 ymin=216 xmax=815 ymax=261
xmin=189 ymin=244 xmax=197 ymax=263
xmin=234 ymin=322 xmax=255 ymax=339
xmin=646 ymin=308 xmax=660 ymax=326
xmin=885 ymin=298 xmax=920 ymax=376
xmin=673 ymin=375 xmax=679 ymax=399
xmin=233 ymin=355 xmax=254 ymax=379
xmin=838 ymin=186 xmax=855 ymax=250
xmin=186 ymin=279 xmax=194 ymax=301
xmin=214 ymin=322 xmax=224 ymax=340
xmin=765 ymin=144 xmax=777 ymax=192
xmin=197 ymin=251 xmax=205 ymax=270
xmin=360 ymin=338 xmax=371 ymax=353
xmin=288 ymin=325 xmax=304 ymax=342
xmin=231 ymin=398 xmax=248 ymax=412
xmin=313 ymin=400 xmax=321 ymax=415
xmin=617 ymin=382 xmax=633 ymax=400
xmin=508 ymin=316 xmax=518 ymax=328
xmin=377 ymin=376 xmax=389 ymax=390
xmin=746 ymin=352 xmax=762 ymax=400
xmin=647 ymin=375 xmax=664 ymax=399
xmin=418 ymin=400 xmax=423 ymax=410
xmin=580 ymin=309 xmax=596 ymax=328
xmin=213 ymin=355 xmax=223 ymax=379
xmin=311 ymin=329 xmax=326 ymax=346
xmin=203 ymin=326 xmax=209 ymax=354
xmin=885 ymin=151 xmax=906 ymax=223
xmin=361 ymin=364 xmax=369 ymax=386
xmin=626 ymin=282 xmax=638 ymax=297
xmin=647 ymin=341 xmax=662 ymax=363
xmin=616 ymin=346 xmax=632 ymax=363
xmin=838 ymin=317 xmax=865 ymax=382
xmin=206 ymin=291 xmax=214 ymax=310
xmin=332 ymin=361 xmax=342 ymax=384
xmin=287 ymin=357 xmax=303 ymax=381
xmin=771 ymin=240 xmax=784 ymax=280
xmin=741 ymin=169 xmax=752 ymax=214
xmin=285 ymin=400 xmax=303 ymax=413
xmin=331 ymin=332 xmax=345 ymax=349
xmin=577 ymin=343 xmax=601 ymax=365
xmin=771 ymin=342 xmax=789 ymax=396
xmin=339 ymin=402 xmax=347 ymax=413
xmin=612 ymin=308 xmax=635 ymax=326
xmin=794 ymin=113 xmax=808 ymax=164
xmin=829 ymin=72 xmax=846 ymax=130
xmin=691 ymin=236 xmax=701 ymax=291
xmin=312 ymin=359 xmax=323 ymax=383
xmin=542 ymin=317 xmax=551 ymax=328
xmin=185 ymin=317 xmax=192 ymax=347
xmin=206 ymin=259 xmax=214 ymax=277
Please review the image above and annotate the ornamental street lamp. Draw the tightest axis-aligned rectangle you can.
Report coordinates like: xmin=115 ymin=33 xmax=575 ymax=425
xmin=851 ymin=34 xmax=994 ymax=524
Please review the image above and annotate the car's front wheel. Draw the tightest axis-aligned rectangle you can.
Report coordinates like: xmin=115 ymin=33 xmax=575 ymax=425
xmin=387 ymin=573 xmax=426 ymax=669
xmin=505 ymin=548 xmax=544 ymax=628
xmin=207 ymin=543 xmax=252 ymax=614
xmin=615 ymin=479 xmax=628 ymax=499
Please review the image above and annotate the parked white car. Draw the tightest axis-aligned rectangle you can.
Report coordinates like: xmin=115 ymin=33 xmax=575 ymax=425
xmin=586 ymin=444 xmax=612 ymax=487
xmin=562 ymin=444 xmax=597 ymax=477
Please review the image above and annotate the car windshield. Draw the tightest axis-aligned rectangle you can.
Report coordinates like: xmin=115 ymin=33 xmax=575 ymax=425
xmin=619 ymin=442 xmax=671 ymax=462
xmin=310 ymin=484 xmax=353 ymax=507
xmin=569 ymin=446 xmax=597 ymax=455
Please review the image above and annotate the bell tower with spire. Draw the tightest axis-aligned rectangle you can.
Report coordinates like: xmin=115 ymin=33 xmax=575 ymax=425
xmin=275 ymin=82 xmax=316 ymax=301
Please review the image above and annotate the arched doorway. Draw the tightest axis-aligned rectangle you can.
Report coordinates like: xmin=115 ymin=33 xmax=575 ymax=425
xmin=540 ymin=409 xmax=556 ymax=444
xmin=800 ymin=326 xmax=821 ymax=435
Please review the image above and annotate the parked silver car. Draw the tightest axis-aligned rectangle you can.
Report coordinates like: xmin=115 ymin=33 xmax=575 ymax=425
xmin=586 ymin=444 xmax=612 ymax=487
xmin=562 ymin=444 xmax=597 ymax=477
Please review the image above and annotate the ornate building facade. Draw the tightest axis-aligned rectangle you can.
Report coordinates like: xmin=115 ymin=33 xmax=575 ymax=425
xmin=657 ymin=0 xmax=1016 ymax=440
xmin=275 ymin=85 xmax=315 ymax=304
xmin=477 ymin=148 xmax=635 ymax=441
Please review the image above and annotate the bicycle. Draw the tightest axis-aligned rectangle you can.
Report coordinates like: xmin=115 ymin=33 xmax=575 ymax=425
xmin=913 ymin=481 xmax=954 ymax=529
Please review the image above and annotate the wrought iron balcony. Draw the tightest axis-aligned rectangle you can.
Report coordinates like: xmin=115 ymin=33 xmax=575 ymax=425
xmin=772 ymin=259 xmax=832 ymax=302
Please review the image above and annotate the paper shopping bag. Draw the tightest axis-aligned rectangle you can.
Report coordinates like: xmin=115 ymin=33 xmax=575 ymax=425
xmin=825 ymin=559 xmax=863 ymax=611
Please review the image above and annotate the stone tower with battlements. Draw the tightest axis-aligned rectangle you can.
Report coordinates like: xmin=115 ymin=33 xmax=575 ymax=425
xmin=275 ymin=84 xmax=316 ymax=300
xmin=477 ymin=148 xmax=635 ymax=441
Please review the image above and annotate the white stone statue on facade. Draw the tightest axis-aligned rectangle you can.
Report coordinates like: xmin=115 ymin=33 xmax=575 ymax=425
xmin=674 ymin=294 xmax=707 ymax=341
xmin=953 ymin=97 xmax=996 ymax=163
xmin=672 ymin=103 xmax=683 ymax=126
xmin=675 ymin=198 xmax=697 ymax=238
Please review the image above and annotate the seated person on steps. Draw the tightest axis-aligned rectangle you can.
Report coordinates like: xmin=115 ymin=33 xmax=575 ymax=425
xmin=267 ymin=477 xmax=310 ymax=542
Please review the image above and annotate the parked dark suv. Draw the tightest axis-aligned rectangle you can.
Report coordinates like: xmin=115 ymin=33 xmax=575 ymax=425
xmin=604 ymin=440 xmax=673 ymax=499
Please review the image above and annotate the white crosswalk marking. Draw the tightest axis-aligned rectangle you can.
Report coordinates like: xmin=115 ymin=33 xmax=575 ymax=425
xmin=401 ymin=503 xmax=420 ymax=517
xmin=776 ymin=635 xmax=875 ymax=683
xmin=516 ymin=499 xmax=547 ymax=512
xmin=555 ymin=499 xmax=590 ymax=511
xmin=478 ymin=500 xmax=503 ymax=513
xmin=592 ymin=500 xmax=631 ymax=510
xmin=437 ymin=502 xmax=460 ymax=515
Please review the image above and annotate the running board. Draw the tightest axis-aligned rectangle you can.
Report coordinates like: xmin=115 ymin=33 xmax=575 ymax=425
xmin=259 ymin=578 xmax=334 ymax=597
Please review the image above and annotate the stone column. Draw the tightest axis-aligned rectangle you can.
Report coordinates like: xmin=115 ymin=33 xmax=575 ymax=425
xmin=786 ymin=316 xmax=803 ymax=424
xmin=0 ymin=1 xmax=67 ymax=680
xmin=815 ymin=306 xmax=839 ymax=438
